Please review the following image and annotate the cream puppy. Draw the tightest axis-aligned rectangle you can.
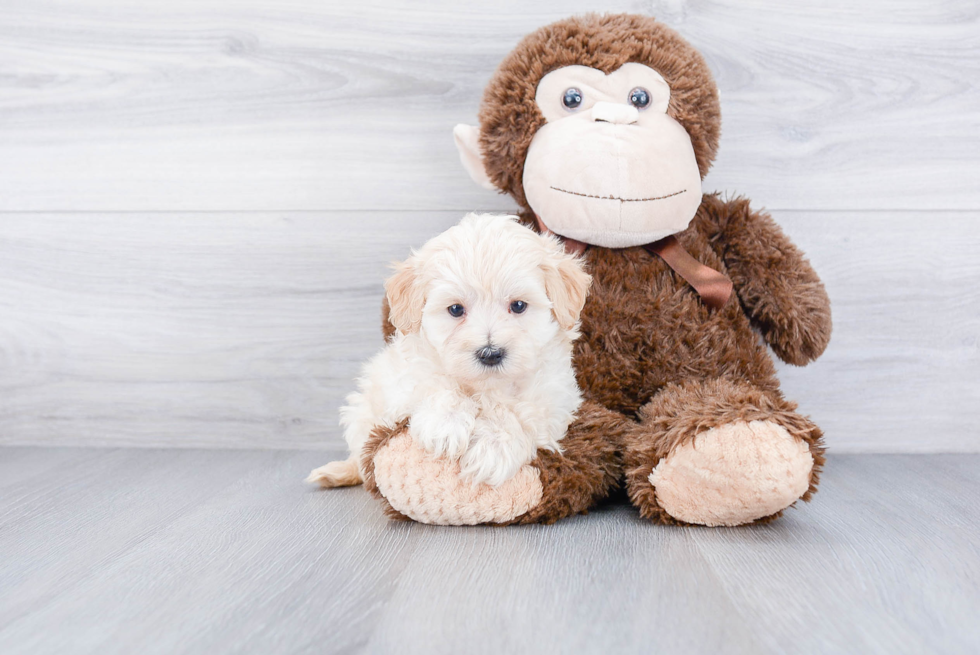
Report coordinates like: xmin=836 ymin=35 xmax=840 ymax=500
xmin=308 ymin=213 xmax=591 ymax=488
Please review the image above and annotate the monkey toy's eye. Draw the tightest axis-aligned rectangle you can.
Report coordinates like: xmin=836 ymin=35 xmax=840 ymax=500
xmin=509 ymin=300 xmax=527 ymax=314
xmin=562 ymin=88 xmax=583 ymax=110
xmin=447 ymin=304 xmax=465 ymax=318
xmin=628 ymin=87 xmax=651 ymax=109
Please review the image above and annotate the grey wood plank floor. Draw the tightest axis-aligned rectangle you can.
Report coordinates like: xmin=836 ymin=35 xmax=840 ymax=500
xmin=0 ymin=448 xmax=977 ymax=654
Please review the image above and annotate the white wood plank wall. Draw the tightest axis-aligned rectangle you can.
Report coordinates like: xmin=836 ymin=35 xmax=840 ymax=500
xmin=0 ymin=1 xmax=977 ymax=451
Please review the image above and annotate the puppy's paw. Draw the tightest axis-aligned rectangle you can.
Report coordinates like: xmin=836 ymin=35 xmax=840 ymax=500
xmin=460 ymin=418 xmax=536 ymax=487
xmin=410 ymin=403 xmax=475 ymax=460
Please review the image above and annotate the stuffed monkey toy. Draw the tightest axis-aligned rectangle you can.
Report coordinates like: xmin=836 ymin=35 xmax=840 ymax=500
xmin=362 ymin=13 xmax=831 ymax=527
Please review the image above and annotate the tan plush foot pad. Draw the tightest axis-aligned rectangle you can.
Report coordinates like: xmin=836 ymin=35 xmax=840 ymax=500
xmin=372 ymin=433 xmax=543 ymax=525
xmin=649 ymin=420 xmax=814 ymax=527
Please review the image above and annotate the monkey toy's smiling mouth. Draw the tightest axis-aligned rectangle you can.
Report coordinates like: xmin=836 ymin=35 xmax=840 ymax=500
xmin=535 ymin=176 xmax=702 ymax=248
xmin=549 ymin=186 xmax=688 ymax=203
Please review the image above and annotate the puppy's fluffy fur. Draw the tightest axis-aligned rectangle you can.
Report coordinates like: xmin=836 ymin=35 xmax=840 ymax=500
xmin=308 ymin=213 xmax=591 ymax=488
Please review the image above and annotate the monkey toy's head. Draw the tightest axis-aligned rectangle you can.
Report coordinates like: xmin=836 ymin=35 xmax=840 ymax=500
xmin=454 ymin=13 xmax=721 ymax=249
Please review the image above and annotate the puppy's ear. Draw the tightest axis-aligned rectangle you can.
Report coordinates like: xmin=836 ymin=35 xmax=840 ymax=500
xmin=542 ymin=248 xmax=592 ymax=331
xmin=385 ymin=256 xmax=425 ymax=334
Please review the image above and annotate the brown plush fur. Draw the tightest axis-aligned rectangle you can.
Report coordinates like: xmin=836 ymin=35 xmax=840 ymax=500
xmin=564 ymin=193 xmax=831 ymax=418
xmin=504 ymin=401 xmax=624 ymax=525
xmin=371 ymin=13 xmax=831 ymax=525
xmin=543 ymin=190 xmax=830 ymax=522
xmin=361 ymin=419 xmax=413 ymax=521
xmin=478 ymin=13 xmax=721 ymax=209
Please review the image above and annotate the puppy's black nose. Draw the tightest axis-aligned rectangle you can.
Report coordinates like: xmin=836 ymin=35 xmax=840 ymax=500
xmin=476 ymin=345 xmax=506 ymax=367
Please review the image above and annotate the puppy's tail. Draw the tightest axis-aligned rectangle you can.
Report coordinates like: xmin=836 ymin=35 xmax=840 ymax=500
xmin=306 ymin=457 xmax=363 ymax=488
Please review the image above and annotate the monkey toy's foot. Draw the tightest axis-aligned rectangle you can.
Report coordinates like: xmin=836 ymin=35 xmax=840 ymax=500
xmin=361 ymin=402 xmax=625 ymax=525
xmin=625 ymin=379 xmax=826 ymax=527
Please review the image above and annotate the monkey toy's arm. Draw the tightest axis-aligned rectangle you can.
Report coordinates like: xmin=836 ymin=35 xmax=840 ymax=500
xmin=697 ymin=194 xmax=832 ymax=366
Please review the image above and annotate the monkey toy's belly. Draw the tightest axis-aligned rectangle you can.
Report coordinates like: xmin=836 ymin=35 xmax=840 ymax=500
xmin=572 ymin=244 xmax=778 ymax=416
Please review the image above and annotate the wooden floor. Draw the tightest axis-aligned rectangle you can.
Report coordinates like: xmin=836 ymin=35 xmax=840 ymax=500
xmin=0 ymin=449 xmax=977 ymax=654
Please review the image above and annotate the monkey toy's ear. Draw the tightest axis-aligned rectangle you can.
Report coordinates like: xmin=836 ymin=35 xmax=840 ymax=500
xmin=453 ymin=124 xmax=497 ymax=191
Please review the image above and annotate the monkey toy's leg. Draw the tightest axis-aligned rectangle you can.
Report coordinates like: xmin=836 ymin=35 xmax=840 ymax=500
xmin=360 ymin=401 xmax=626 ymax=525
xmin=623 ymin=378 xmax=825 ymax=527
xmin=505 ymin=401 xmax=626 ymax=525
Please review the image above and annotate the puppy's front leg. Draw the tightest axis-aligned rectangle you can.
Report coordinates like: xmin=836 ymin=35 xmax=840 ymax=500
xmin=460 ymin=408 xmax=537 ymax=487
xmin=410 ymin=389 xmax=477 ymax=459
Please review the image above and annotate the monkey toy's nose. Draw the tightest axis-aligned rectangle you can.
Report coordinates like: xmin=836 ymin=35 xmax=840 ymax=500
xmin=591 ymin=101 xmax=639 ymax=125
xmin=475 ymin=345 xmax=506 ymax=367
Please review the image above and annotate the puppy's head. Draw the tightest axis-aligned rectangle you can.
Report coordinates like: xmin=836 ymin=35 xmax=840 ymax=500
xmin=385 ymin=213 xmax=591 ymax=382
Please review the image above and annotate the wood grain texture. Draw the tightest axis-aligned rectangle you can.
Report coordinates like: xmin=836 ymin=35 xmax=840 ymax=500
xmin=776 ymin=210 xmax=980 ymax=452
xmin=1 ymin=210 xmax=978 ymax=452
xmin=1 ymin=1 xmax=977 ymax=452
xmin=0 ymin=211 xmax=459 ymax=449
xmin=0 ymin=448 xmax=977 ymax=654
xmin=0 ymin=0 xmax=976 ymax=212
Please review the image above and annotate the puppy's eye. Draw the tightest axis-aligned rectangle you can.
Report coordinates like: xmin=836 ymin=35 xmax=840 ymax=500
xmin=509 ymin=300 xmax=527 ymax=314
xmin=562 ymin=87 xmax=583 ymax=110
xmin=447 ymin=304 xmax=465 ymax=318
xmin=628 ymin=87 xmax=651 ymax=109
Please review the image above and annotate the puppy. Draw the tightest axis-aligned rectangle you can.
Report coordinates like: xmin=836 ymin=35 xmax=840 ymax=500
xmin=307 ymin=213 xmax=591 ymax=488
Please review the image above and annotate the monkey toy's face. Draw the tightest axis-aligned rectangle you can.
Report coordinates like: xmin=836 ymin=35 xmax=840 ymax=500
xmin=523 ymin=63 xmax=703 ymax=248
xmin=455 ymin=60 xmax=707 ymax=250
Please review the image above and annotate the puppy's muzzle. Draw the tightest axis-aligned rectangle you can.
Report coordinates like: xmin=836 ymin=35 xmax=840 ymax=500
xmin=475 ymin=345 xmax=506 ymax=367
